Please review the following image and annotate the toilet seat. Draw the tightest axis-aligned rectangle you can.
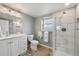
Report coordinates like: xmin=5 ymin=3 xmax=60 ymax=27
xmin=30 ymin=40 xmax=38 ymax=44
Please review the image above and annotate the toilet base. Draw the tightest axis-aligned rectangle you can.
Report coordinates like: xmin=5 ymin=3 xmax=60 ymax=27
xmin=31 ymin=45 xmax=38 ymax=51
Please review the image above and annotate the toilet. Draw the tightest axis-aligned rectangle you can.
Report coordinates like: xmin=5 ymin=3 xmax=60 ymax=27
xmin=27 ymin=35 xmax=39 ymax=51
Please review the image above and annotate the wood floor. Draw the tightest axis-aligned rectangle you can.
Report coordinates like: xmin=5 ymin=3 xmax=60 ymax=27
xmin=27 ymin=44 xmax=52 ymax=56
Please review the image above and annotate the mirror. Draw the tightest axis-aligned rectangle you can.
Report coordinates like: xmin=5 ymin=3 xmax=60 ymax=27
xmin=0 ymin=19 xmax=9 ymax=36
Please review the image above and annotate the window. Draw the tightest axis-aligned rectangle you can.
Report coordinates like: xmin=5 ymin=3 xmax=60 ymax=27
xmin=41 ymin=16 xmax=54 ymax=31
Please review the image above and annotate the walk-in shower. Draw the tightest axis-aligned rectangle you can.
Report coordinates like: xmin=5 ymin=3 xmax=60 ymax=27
xmin=53 ymin=8 xmax=76 ymax=56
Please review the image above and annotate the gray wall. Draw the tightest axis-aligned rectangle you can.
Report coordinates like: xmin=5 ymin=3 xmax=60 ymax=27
xmin=22 ymin=14 xmax=35 ymax=35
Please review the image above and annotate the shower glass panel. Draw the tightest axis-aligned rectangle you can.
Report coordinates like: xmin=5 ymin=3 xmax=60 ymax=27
xmin=54 ymin=8 xmax=75 ymax=56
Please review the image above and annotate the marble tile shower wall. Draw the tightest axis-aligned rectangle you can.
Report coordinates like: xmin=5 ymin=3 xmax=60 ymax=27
xmin=53 ymin=7 xmax=76 ymax=55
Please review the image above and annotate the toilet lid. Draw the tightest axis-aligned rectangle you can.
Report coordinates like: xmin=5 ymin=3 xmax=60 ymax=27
xmin=31 ymin=40 xmax=38 ymax=44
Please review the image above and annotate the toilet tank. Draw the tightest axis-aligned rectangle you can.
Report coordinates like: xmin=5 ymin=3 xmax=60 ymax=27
xmin=27 ymin=35 xmax=34 ymax=41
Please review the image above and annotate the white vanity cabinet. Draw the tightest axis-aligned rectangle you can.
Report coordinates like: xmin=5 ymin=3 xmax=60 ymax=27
xmin=0 ymin=34 xmax=27 ymax=56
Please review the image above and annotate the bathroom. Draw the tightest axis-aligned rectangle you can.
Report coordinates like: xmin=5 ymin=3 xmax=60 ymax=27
xmin=0 ymin=3 xmax=79 ymax=56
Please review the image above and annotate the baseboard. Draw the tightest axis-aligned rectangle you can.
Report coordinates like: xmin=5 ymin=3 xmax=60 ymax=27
xmin=39 ymin=44 xmax=52 ymax=50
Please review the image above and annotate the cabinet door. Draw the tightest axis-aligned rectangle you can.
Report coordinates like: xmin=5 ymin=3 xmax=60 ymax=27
xmin=18 ymin=36 xmax=27 ymax=54
xmin=10 ymin=36 xmax=27 ymax=56
xmin=18 ymin=37 xmax=25 ymax=54
xmin=0 ymin=40 xmax=8 ymax=56
xmin=7 ymin=40 xmax=12 ymax=56
xmin=10 ymin=38 xmax=19 ymax=56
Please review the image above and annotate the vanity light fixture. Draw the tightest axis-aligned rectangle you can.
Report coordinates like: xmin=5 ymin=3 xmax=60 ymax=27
xmin=0 ymin=5 xmax=22 ymax=18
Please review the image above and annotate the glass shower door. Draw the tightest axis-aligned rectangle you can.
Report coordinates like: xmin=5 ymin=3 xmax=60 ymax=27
xmin=54 ymin=8 xmax=75 ymax=56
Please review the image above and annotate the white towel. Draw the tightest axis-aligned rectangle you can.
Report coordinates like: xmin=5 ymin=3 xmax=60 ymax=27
xmin=38 ymin=31 xmax=42 ymax=39
xmin=44 ymin=31 xmax=49 ymax=42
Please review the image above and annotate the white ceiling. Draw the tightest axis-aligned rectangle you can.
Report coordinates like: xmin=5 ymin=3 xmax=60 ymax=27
xmin=3 ymin=3 xmax=76 ymax=17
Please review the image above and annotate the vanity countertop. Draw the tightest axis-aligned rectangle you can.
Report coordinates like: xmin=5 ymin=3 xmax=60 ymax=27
xmin=0 ymin=34 xmax=26 ymax=40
